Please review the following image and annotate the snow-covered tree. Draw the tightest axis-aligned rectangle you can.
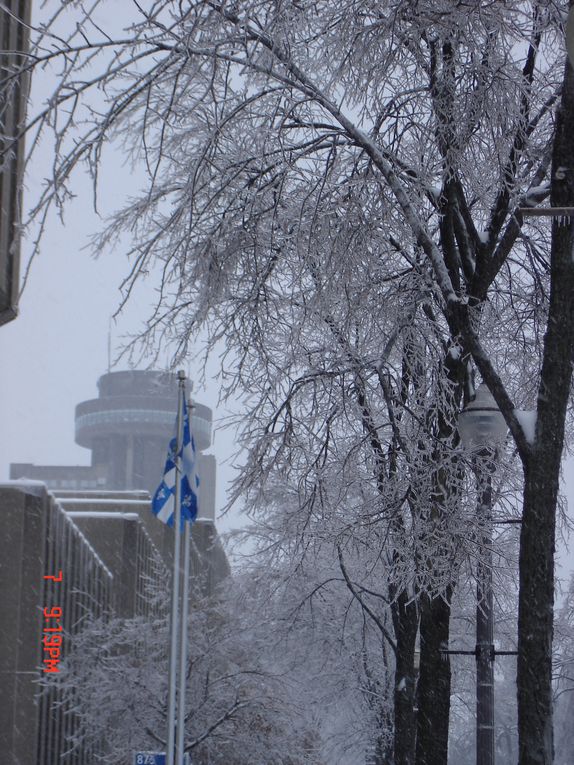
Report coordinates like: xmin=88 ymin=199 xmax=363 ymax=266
xmin=8 ymin=2 xmax=574 ymax=763
xmin=50 ymin=579 xmax=322 ymax=764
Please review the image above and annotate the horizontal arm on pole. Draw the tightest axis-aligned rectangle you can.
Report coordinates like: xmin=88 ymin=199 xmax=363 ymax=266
xmin=440 ymin=648 xmax=518 ymax=657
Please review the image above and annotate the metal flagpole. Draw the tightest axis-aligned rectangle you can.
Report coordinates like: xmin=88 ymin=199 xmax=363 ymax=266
xmin=166 ymin=371 xmax=186 ymax=765
xmin=176 ymin=396 xmax=194 ymax=764
xmin=176 ymin=506 xmax=191 ymax=764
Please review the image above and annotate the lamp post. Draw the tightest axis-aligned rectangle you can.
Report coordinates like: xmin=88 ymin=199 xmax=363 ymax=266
xmin=458 ymin=384 xmax=507 ymax=765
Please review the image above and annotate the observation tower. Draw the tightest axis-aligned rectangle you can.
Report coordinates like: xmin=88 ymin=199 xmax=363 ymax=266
xmin=75 ymin=370 xmax=213 ymax=496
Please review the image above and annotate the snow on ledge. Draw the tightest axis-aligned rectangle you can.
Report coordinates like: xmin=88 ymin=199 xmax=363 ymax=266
xmin=65 ymin=511 xmax=140 ymax=520
xmin=0 ymin=479 xmax=47 ymax=496
xmin=58 ymin=497 xmax=150 ymax=505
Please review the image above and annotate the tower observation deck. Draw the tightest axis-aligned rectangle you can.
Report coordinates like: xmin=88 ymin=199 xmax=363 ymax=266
xmin=11 ymin=370 xmax=217 ymax=518
xmin=75 ymin=370 xmax=213 ymax=495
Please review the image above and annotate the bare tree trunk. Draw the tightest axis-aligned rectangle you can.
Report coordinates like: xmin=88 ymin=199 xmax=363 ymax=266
xmin=415 ymin=589 xmax=453 ymax=765
xmin=517 ymin=43 xmax=574 ymax=765
xmin=391 ymin=591 xmax=419 ymax=765
xmin=518 ymin=464 xmax=558 ymax=765
xmin=413 ymin=354 xmax=465 ymax=765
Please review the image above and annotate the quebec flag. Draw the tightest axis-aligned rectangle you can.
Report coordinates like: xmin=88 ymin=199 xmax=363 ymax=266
xmin=152 ymin=400 xmax=200 ymax=527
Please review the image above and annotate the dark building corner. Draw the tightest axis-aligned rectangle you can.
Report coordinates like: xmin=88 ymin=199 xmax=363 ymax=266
xmin=0 ymin=1 xmax=32 ymax=327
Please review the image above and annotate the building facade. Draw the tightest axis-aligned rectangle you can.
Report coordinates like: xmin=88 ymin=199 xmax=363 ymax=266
xmin=0 ymin=483 xmax=114 ymax=764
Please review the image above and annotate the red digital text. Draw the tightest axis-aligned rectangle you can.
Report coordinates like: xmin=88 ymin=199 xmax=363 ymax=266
xmin=43 ymin=571 xmax=63 ymax=674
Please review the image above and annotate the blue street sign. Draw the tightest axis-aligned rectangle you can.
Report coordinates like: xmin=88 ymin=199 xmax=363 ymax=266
xmin=133 ymin=755 xmax=166 ymax=765
xmin=133 ymin=754 xmax=190 ymax=765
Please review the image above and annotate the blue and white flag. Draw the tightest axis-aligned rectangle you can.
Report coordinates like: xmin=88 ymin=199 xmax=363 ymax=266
xmin=152 ymin=400 xmax=200 ymax=527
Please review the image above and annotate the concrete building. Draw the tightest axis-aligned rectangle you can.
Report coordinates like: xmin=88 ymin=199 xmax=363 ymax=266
xmin=74 ymin=370 xmax=213 ymax=496
xmin=0 ymin=483 xmax=114 ymax=764
xmin=54 ymin=489 xmax=230 ymax=607
xmin=0 ymin=1 xmax=32 ymax=326
xmin=2 ymin=370 xmax=230 ymax=763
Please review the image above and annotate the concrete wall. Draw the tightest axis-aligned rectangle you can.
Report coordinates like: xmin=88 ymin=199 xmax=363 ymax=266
xmin=0 ymin=483 xmax=114 ymax=764
xmin=0 ymin=484 xmax=45 ymax=765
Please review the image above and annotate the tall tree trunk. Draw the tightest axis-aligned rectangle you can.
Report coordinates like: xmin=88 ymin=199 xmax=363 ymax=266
xmin=415 ymin=589 xmax=453 ymax=765
xmin=414 ymin=354 xmax=465 ymax=765
xmin=517 ymin=43 xmax=574 ymax=765
xmin=391 ymin=590 xmax=419 ymax=765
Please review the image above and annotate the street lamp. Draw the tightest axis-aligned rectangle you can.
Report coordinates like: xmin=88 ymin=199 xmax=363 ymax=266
xmin=458 ymin=384 xmax=507 ymax=448
xmin=458 ymin=383 xmax=507 ymax=765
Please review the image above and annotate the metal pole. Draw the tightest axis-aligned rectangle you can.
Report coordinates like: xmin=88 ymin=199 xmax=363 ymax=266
xmin=476 ymin=467 xmax=495 ymax=765
xmin=176 ymin=397 xmax=193 ymax=764
xmin=167 ymin=371 xmax=186 ymax=765
xmin=176 ymin=518 xmax=191 ymax=764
